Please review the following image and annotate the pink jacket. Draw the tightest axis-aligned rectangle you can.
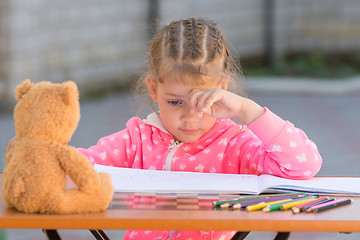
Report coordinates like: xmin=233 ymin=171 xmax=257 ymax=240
xmin=78 ymin=107 xmax=322 ymax=240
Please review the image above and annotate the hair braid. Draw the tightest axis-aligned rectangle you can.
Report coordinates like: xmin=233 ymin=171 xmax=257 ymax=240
xmin=182 ymin=18 xmax=206 ymax=61
xmin=167 ymin=21 xmax=182 ymax=59
xmin=149 ymin=17 xmax=236 ymax=81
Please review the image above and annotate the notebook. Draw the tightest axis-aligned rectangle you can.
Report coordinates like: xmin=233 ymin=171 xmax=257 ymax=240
xmin=94 ymin=164 xmax=360 ymax=196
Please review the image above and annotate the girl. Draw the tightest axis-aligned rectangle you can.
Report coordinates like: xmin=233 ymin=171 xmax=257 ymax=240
xmin=78 ymin=18 xmax=322 ymax=240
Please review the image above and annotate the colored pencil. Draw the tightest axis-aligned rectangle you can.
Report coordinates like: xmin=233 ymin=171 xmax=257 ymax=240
xmin=295 ymin=197 xmax=328 ymax=209
xmin=230 ymin=194 xmax=303 ymax=209
xmin=310 ymin=198 xmax=353 ymax=213
xmin=214 ymin=197 xmax=266 ymax=207
xmin=221 ymin=198 xmax=265 ymax=209
xmin=292 ymin=197 xmax=329 ymax=214
xmin=245 ymin=199 xmax=292 ymax=211
xmin=212 ymin=192 xmax=306 ymax=206
xmin=280 ymin=196 xmax=318 ymax=211
xmin=263 ymin=195 xmax=316 ymax=212
xmin=304 ymin=198 xmax=335 ymax=213
xmin=263 ymin=200 xmax=294 ymax=212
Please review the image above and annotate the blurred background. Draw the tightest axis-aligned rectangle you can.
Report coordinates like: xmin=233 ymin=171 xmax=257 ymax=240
xmin=1 ymin=0 xmax=360 ymax=108
xmin=0 ymin=0 xmax=360 ymax=239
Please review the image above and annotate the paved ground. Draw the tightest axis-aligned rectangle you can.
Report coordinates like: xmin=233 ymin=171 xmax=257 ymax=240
xmin=1 ymin=77 xmax=360 ymax=239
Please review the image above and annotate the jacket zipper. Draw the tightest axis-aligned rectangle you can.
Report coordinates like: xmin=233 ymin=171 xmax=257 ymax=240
xmin=166 ymin=139 xmax=183 ymax=171
xmin=166 ymin=141 xmax=182 ymax=239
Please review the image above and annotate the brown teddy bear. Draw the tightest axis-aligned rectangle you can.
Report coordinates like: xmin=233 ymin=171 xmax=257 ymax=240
xmin=3 ymin=79 xmax=113 ymax=214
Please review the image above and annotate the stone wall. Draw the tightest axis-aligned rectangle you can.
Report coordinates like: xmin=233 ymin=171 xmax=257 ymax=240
xmin=0 ymin=0 xmax=148 ymax=108
xmin=1 ymin=0 xmax=359 ymax=108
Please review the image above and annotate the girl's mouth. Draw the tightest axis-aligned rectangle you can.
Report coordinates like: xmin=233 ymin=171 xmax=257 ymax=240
xmin=180 ymin=128 xmax=199 ymax=134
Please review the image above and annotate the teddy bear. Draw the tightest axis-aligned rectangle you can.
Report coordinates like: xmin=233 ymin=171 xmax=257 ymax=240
xmin=3 ymin=79 xmax=113 ymax=214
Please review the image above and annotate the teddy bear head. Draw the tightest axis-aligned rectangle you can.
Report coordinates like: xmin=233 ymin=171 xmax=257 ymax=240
xmin=14 ymin=79 xmax=80 ymax=144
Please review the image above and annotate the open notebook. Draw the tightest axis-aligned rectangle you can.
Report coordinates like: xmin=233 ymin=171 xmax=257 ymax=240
xmin=94 ymin=164 xmax=360 ymax=196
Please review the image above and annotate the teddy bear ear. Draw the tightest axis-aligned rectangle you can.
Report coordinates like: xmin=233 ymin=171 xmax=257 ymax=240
xmin=15 ymin=79 xmax=33 ymax=101
xmin=61 ymin=81 xmax=79 ymax=105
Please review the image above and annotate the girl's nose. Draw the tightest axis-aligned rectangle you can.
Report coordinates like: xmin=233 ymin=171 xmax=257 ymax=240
xmin=181 ymin=107 xmax=198 ymax=123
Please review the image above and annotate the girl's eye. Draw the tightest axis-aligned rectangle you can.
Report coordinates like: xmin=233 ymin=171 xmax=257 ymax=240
xmin=168 ymin=100 xmax=182 ymax=106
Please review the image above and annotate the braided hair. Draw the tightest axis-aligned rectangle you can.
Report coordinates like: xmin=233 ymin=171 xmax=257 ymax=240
xmin=149 ymin=17 xmax=235 ymax=85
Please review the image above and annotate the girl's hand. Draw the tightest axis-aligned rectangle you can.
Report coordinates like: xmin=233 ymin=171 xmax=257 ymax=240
xmin=189 ymin=88 xmax=265 ymax=124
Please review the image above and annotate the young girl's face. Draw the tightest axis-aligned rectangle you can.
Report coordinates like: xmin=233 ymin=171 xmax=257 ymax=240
xmin=147 ymin=75 xmax=226 ymax=143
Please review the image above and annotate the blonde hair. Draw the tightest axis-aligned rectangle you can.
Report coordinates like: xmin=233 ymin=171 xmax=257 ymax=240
xmin=134 ymin=17 xmax=244 ymax=114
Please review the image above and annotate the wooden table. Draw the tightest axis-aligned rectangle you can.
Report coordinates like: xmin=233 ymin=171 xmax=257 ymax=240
xmin=0 ymin=174 xmax=359 ymax=240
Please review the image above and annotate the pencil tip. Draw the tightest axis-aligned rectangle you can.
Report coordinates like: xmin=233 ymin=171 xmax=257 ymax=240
xmin=292 ymin=208 xmax=300 ymax=214
xmin=232 ymin=204 xmax=241 ymax=209
xmin=220 ymin=203 xmax=231 ymax=208
xmin=263 ymin=207 xmax=270 ymax=212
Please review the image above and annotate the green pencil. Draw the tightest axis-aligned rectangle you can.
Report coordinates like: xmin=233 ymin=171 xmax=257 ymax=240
xmin=263 ymin=199 xmax=294 ymax=212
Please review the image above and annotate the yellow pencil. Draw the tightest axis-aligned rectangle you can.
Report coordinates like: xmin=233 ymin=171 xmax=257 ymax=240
xmin=245 ymin=199 xmax=293 ymax=212
xmin=280 ymin=196 xmax=318 ymax=211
